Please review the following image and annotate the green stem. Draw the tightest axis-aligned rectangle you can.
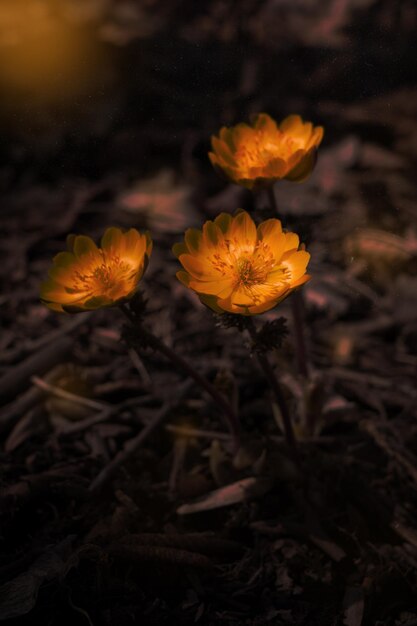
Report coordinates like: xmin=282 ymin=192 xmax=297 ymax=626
xmin=245 ymin=318 xmax=299 ymax=464
xmin=266 ymin=185 xmax=310 ymax=378
xmin=121 ymin=304 xmax=241 ymax=450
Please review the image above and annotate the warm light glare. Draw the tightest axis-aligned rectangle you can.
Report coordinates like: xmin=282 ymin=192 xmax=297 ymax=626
xmin=0 ymin=0 xmax=98 ymax=100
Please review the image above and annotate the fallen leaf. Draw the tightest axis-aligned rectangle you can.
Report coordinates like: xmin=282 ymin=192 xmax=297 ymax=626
xmin=343 ymin=586 xmax=365 ymax=626
xmin=0 ymin=537 xmax=75 ymax=620
xmin=177 ymin=477 xmax=272 ymax=515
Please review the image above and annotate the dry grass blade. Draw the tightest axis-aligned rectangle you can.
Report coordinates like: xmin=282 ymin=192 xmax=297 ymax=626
xmin=88 ymin=380 xmax=193 ymax=495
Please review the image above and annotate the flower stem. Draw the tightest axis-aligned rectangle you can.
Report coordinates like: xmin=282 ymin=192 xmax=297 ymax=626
xmin=290 ymin=291 xmax=309 ymax=378
xmin=266 ymin=185 xmax=310 ymax=378
xmin=120 ymin=304 xmax=241 ymax=450
xmin=266 ymin=186 xmax=279 ymax=216
xmin=245 ymin=317 xmax=299 ymax=463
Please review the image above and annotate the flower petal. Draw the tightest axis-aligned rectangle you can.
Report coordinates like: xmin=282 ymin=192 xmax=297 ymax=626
xmin=291 ymin=274 xmax=311 ymax=288
xmin=229 ymin=211 xmax=257 ymax=250
xmin=172 ymin=242 xmax=189 ymax=258
xmin=41 ymin=227 xmax=150 ymax=314
xmin=257 ymin=218 xmax=283 ymax=242
xmin=73 ymin=235 xmax=99 ymax=258
xmin=219 ymin=127 xmax=235 ymax=151
xmin=184 ymin=228 xmax=203 ymax=254
xmin=280 ymin=114 xmax=304 ymax=137
xmin=101 ymin=227 xmax=123 ymax=250
xmin=188 ymin=277 xmax=234 ymax=297
xmin=48 ymin=265 xmax=76 ymax=287
xmin=66 ymin=234 xmax=77 ymax=253
xmin=211 ymin=136 xmax=236 ymax=167
xmin=282 ymin=232 xmax=300 ymax=253
xmin=263 ymin=157 xmax=287 ymax=178
xmin=122 ymin=235 xmax=146 ymax=267
xmin=232 ymin=123 xmax=255 ymax=147
xmin=307 ymin=126 xmax=324 ymax=149
xmin=282 ymin=250 xmax=310 ymax=281
xmin=52 ymin=251 xmax=76 ymax=268
xmin=44 ymin=301 xmax=66 ymax=313
xmin=145 ymin=232 xmax=153 ymax=258
xmin=83 ymin=295 xmax=114 ymax=309
xmin=202 ymin=221 xmax=221 ymax=247
xmin=285 ymin=148 xmax=317 ymax=182
xmin=214 ymin=212 xmax=232 ymax=234
xmin=253 ymin=113 xmax=278 ymax=133
xmin=40 ymin=279 xmax=85 ymax=305
xmin=257 ymin=220 xmax=288 ymax=262
xmin=198 ymin=293 xmax=224 ymax=313
xmin=247 ymin=298 xmax=282 ymax=315
xmin=121 ymin=228 xmax=141 ymax=254
xmin=209 ymin=158 xmax=240 ymax=185
xmin=284 ymin=149 xmax=306 ymax=173
xmin=176 ymin=270 xmax=191 ymax=286
xmin=178 ymin=254 xmax=221 ymax=280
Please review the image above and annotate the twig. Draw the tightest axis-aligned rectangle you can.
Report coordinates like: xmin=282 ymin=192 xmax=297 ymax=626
xmin=165 ymin=424 xmax=231 ymax=441
xmin=0 ymin=336 xmax=73 ymax=401
xmin=168 ymin=437 xmax=187 ymax=493
xmin=245 ymin=318 xmax=299 ymax=464
xmin=0 ymin=386 xmax=42 ymax=434
xmin=361 ymin=420 xmax=417 ymax=488
xmin=31 ymin=376 xmax=109 ymax=412
xmin=121 ymin=304 xmax=241 ymax=449
xmin=328 ymin=366 xmax=417 ymax=398
xmin=88 ymin=380 xmax=193 ymax=495
xmin=58 ymin=396 xmax=153 ymax=436
xmin=0 ymin=313 xmax=93 ymax=364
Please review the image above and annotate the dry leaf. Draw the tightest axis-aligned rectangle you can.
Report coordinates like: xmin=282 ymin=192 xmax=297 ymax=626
xmin=177 ymin=477 xmax=272 ymax=515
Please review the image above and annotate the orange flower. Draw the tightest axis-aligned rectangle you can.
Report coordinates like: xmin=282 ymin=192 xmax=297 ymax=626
xmin=209 ymin=113 xmax=323 ymax=190
xmin=41 ymin=227 xmax=152 ymax=313
xmin=173 ymin=211 xmax=310 ymax=316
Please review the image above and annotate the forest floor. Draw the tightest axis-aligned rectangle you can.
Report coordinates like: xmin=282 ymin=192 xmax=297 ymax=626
xmin=1 ymin=2 xmax=417 ymax=624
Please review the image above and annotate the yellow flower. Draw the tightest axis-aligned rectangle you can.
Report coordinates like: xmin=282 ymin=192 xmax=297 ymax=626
xmin=173 ymin=211 xmax=310 ymax=316
xmin=209 ymin=113 xmax=324 ymax=190
xmin=41 ymin=227 xmax=152 ymax=313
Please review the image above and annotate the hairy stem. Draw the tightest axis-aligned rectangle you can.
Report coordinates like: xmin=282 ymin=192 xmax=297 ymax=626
xmin=245 ymin=317 xmax=299 ymax=463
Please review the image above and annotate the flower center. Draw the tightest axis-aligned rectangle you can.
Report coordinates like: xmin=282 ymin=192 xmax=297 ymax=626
xmin=209 ymin=238 xmax=291 ymax=306
xmin=235 ymin=256 xmax=267 ymax=288
xmin=235 ymin=131 xmax=298 ymax=175
xmin=70 ymin=252 xmax=135 ymax=299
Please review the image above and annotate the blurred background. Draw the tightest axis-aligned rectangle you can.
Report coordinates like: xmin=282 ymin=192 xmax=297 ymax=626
xmin=1 ymin=0 xmax=416 ymax=184
xmin=1 ymin=0 xmax=417 ymax=318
